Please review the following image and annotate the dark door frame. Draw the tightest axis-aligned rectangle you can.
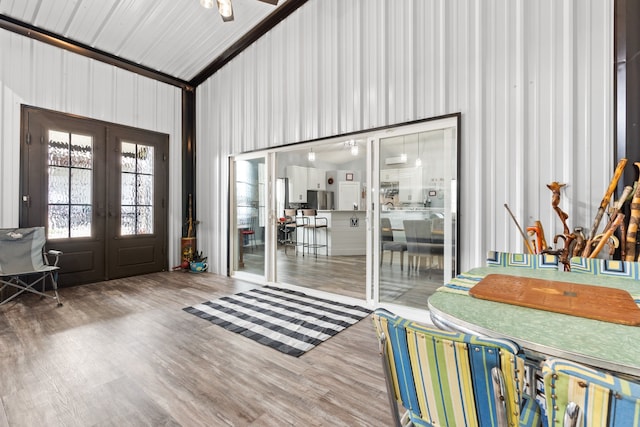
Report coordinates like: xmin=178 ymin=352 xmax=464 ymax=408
xmin=615 ymin=0 xmax=640 ymax=188
xmin=20 ymin=105 xmax=169 ymax=286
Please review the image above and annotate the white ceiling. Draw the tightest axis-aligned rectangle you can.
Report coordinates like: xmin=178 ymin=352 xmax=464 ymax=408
xmin=0 ymin=0 xmax=292 ymax=83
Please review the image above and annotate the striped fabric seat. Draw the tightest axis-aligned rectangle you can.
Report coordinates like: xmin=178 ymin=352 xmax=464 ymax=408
xmin=372 ymin=308 xmax=541 ymax=427
xmin=569 ymin=256 xmax=640 ymax=280
xmin=486 ymin=251 xmax=560 ymax=270
xmin=542 ymin=358 xmax=640 ymax=426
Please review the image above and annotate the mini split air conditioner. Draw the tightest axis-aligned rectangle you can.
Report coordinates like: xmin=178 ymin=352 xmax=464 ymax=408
xmin=385 ymin=156 xmax=407 ymax=165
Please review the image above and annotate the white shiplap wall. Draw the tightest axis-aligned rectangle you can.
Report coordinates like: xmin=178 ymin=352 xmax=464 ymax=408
xmin=196 ymin=0 xmax=613 ymax=274
xmin=0 ymin=28 xmax=184 ymax=267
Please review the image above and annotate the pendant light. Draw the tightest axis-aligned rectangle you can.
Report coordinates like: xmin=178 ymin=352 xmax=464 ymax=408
xmin=217 ymin=0 xmax=234 ymax=21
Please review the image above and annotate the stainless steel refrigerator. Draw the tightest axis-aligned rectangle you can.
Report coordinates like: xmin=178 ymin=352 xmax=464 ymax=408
xmin=307 ymin=190 xmax=334 ymax=210
xmin=276 ymin=178 xmax=289 ymax=215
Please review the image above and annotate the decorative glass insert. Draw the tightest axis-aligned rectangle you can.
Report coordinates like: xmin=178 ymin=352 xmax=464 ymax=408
xmin=47 ymin=131 xmax=93 ymax=239
xmin=120 ymin=142 xmax=154 ymax=235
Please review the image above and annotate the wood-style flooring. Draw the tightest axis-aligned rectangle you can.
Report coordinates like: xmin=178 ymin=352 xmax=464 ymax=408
xmin=0 ymin=272 xmax=393 ymax=427
xmin=241 ymin=245 xmax=444 ymax=307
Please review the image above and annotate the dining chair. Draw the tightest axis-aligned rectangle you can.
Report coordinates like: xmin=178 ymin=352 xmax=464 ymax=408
xmin=430 ymin=217 xmax=445 ymax=270
xmin=542 ymin=358 xmax=640 ymax=427
xmin=403 ymin=219 xmax=434 ymax=275
xmin=381 ymin=217 xmax=407 ymax=271
xmin=372 ymin=308 xmax=541 ymax=427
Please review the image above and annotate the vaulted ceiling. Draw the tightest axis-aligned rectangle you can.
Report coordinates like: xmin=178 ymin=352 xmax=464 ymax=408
xmin=0 ymin=0 xmax=306 ymax=88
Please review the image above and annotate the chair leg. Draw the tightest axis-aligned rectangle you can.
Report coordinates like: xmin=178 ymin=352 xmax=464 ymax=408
xmin=379 ymin=333 xmax=405 ymax=427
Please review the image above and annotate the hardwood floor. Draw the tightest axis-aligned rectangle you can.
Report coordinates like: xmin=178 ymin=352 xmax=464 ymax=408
xmin=241 ymin=245 xmax=443 ymax=307
xmin=0 ymin=272 xmax=393 ymax=427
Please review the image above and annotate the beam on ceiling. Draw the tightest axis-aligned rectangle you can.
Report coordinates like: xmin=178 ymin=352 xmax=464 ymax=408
xmin=0 ymin=14 xmax=193 ymax=91
xmin=189 ymin=0 xmax=309 ymax=87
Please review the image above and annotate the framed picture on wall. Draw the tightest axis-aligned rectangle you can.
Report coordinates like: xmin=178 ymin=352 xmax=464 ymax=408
xmin=346 ymin=173 xmax=354 ymax=181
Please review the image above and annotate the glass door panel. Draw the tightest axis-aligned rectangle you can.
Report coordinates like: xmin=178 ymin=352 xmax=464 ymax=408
xmin=47 ymin=131 xmax=94 ymax=239
xmin=273 ymin=142 xmax=368 ymax=300
xmin=232 ymin=157 xmax=266 ymax=279
xmin=377 ymin=124 xmax=458 ymax=309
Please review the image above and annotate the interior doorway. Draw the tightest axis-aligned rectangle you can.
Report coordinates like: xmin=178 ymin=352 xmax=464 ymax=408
xmin=228 ymin=115 xmax=460 ymax=317
xmin=20 ymin=106 xmax=169 ymax=286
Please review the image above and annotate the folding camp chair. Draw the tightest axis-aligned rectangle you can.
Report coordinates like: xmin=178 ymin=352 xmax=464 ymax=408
xmin=372 ymin=308 xmax=541 ymax=427
xmin=542 ymin=358 xmax=640 ymax=426
xmin=0 ymin=227 xmax=62 ymax=307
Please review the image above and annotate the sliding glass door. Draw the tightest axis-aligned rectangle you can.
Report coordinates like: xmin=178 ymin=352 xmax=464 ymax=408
xmin=229 ymin=115 xmax=460 ymax=314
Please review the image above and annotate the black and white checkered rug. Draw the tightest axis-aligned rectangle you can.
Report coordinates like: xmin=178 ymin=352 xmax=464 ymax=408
xmin=183 ymin=286 xmax=371 ymax=357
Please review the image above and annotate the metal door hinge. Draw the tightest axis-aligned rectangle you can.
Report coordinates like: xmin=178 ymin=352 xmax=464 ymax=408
xmin=26 ymin=133 xmax=31 ymax=145
xmin=22 ymin=195 xmax=31 ymax=207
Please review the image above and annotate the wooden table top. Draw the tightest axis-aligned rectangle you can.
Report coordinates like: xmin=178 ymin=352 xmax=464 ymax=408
xmin=470 ymin=273 xmax=640 ymax=326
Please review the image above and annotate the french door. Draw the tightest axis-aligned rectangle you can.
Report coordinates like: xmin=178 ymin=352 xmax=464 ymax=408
xmin=20 ymin=106 xmax=168 ymax=286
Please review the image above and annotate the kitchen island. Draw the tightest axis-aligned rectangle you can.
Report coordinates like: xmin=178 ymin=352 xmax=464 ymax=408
xmin=295 ymin=210 xmax=366 ymax=256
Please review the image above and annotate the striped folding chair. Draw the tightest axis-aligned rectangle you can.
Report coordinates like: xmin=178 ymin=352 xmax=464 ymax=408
xmin=372 ymin=308 xmax=541 ymax=427
xmin=542 ymin=358 xmax=640 ymax=426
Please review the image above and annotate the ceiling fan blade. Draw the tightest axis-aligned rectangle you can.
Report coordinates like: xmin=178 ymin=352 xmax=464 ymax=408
xmin=257 ymin=0 xmax=279 ymax=5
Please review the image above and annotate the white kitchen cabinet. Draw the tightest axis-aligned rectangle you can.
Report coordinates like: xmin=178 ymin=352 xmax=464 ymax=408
xmin=286 ymin=165 xmax=308 ymax=203
xmin=338 ymin=181 xmax=361 ymax=210
xmin=398 ymin=167 xmax=423 ymax=203
xmin=307 ymin=167 xmax=326 ymax=190
xmin=381 ymin=169 xmax=399 ymax=182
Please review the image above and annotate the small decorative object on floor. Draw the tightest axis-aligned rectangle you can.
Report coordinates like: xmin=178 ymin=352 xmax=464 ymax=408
xmin=174 ymin=251 xmax=207 ymax=272
xmin=189 ymin=260 xmax=208 ymax=272
xmin=183 ymin=286 xmax=371 ymax=357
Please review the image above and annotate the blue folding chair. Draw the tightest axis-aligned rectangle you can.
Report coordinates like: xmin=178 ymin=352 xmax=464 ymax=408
xmin=542 ymin=358 xmax=640 ymax=426
xmin=372 ymin=308 xmax=541 ymax=427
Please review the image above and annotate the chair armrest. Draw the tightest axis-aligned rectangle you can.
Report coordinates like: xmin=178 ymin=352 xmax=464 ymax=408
xmin=45 ymin=249 xmax=63 ymax=266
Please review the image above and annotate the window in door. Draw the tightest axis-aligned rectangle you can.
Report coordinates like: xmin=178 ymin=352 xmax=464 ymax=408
xmin=121 ymin=142 xmax=154 ymax=236
xmin=47 ymin=130 xmax=93 ymax=239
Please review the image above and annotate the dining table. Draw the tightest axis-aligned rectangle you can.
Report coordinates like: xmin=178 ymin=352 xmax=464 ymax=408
xmin=428 ymin=265 xmax=640 ymax=379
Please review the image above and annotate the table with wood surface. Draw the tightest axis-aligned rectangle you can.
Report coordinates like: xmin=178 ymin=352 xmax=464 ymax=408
xmin=428 ymin=266 xmax=640 ymax=378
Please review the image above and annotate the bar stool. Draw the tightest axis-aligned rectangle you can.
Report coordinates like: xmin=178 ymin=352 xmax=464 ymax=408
xmin=300 ymin=209 xmax=328 ymax=258
xmin=281 ymin=209 xmax=302 ymax=255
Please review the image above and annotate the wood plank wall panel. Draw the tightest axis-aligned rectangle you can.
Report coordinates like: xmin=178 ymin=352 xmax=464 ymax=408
xmin=197 ymin=0 xmax=613 ymax=274
xmin=0 ymin=29 xmax=183 ymax=268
